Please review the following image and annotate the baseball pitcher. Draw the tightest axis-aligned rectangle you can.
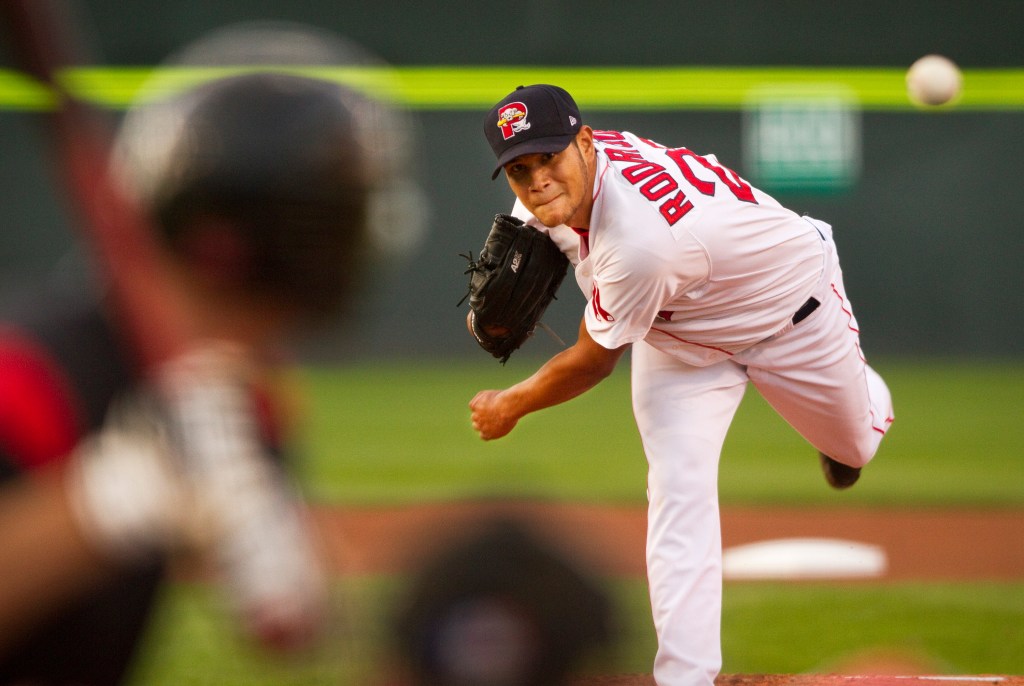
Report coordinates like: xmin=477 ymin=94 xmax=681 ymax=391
xmin=464 ymin=84 xmax=894 ymax=686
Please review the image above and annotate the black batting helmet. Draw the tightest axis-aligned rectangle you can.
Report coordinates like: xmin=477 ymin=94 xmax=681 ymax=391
xmin=112 ymin=24 xmax=381 ymax=320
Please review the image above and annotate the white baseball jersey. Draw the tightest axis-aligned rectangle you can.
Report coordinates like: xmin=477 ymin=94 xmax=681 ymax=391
xmin=512 ymin=130 xmax=897 ymax=686
xmin=512 ymin=130 xmax=893 ymax=686
xmin=514 ymin=130 xmax=825 ymax=366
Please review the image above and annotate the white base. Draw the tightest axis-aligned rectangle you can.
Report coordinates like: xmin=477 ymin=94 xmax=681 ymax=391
xmin=723 ymin=537 xmax=887 ymax=580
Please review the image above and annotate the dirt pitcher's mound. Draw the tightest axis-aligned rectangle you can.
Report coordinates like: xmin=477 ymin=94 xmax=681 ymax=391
xmin=716 ymin=677 xmax=1024 ymax=686
xmin=573 ymin=676 xmax=1023 ymax=686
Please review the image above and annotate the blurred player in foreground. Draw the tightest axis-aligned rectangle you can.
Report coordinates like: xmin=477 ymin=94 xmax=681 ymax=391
xmin=0 ymin=22 xmax=382 ymax=684
xmin=389 ymin=516 xmax=615 ymax=686
xmin=468 ymin=84 xmax=895 ymax=685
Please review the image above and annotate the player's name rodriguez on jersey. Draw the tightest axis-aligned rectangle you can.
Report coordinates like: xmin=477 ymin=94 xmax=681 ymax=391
xmin=593 ymin=129 xmax=756 ymax=227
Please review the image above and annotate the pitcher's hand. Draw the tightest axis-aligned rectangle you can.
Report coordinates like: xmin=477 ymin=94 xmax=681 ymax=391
xmin=469 ymin=390 xmax=519 ymax=440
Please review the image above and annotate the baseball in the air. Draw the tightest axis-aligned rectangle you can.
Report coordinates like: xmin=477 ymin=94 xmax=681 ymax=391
xmin=906 ymin=54 xmax=962 ymax=106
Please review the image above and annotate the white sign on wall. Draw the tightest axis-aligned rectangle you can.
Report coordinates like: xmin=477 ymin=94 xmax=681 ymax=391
xmin=743 ymin=85 xmax=861 ymax=194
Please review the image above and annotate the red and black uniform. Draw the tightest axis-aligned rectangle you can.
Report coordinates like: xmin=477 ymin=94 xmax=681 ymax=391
xmin=0 ymin=276 xmax=162 ymax=685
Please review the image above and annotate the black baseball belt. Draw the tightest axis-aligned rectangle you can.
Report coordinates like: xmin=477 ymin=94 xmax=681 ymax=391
xmin=792 ymin=297 xmax=820 ymax=325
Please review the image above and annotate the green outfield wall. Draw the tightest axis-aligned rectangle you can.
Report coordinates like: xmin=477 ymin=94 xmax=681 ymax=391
xmin=1 ymin=0 xmax=1021 ymax=358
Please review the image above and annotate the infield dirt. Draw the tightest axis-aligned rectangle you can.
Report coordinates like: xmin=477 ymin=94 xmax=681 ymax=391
xmin=313 ymin=501 xmax=1024 ymax=581
xmin=574 ymin=677 xmax=1024 ymax=686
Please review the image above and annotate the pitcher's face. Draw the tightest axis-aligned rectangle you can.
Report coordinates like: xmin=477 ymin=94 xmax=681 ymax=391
xmin=502 ymin=128 xmax=595 ymax=228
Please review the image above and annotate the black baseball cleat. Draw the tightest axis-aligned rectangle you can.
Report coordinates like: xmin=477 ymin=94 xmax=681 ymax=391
xmin=819 ymin=452 xmax=861 ymax=489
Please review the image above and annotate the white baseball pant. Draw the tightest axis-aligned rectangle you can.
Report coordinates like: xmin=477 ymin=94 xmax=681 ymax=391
xmin=630 ymin=226 xmax=894 ymax=686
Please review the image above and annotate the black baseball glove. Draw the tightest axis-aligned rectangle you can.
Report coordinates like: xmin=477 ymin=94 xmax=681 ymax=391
xmin=460 ymin=214 xmax=570 ymax=363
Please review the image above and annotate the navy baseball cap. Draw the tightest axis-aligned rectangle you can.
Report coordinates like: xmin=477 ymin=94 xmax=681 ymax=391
xmin=484 ymin=84 xmax=582 ymax=180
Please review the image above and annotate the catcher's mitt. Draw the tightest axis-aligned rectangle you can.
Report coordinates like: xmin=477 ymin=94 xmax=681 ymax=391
xmin=461 ymin=214 xmax=570 ymax=363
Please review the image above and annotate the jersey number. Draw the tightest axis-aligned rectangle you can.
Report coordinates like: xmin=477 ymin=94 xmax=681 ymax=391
xmin=656 ymin=147 xmax=757 ymax=225
xmin=664 ymin=148 xmax=757 ymax=205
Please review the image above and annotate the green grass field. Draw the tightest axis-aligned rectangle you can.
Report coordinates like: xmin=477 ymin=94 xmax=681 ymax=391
xmin=294 ymin=357 xmax=1024 ymax=507
xmin=130 ymin=358 xmax=1024 ymax=684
